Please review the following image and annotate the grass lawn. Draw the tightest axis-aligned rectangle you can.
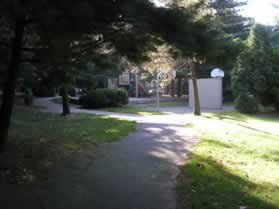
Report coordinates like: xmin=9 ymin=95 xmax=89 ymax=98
xmin=1 ymin=106 xmax=135 ymax=184
xmin=10 ymin=107 xmax=136 ymax=149
xmin=50 ymin=97 xmax=79 ymax=105
xmin=178 ymin=112 xmax=279 ymax=209
xmin=51 ymin=97 xmax=62 ymax=104
xmin=142 ymin=101 xmax=188 ymax=108
xmin=50 ymin=98 xmax=163 ymax=115
xmin=102 ymin=106 xmax=163 ymax=115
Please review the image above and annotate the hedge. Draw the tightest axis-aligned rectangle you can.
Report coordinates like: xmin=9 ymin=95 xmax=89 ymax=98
xmin=235 ymin=92 xmax=259 ymax=113
xmin=79 ymin=88 xmax=128 ymax=109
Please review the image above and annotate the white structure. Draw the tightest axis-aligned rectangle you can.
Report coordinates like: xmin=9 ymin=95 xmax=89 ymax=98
xmin=118 ymin=72 xmax=130 ymax=85
xmin=211 ymin=68 xmax=225 ymax=78
xmin=189 ymin=78 xmax=223 ymax=109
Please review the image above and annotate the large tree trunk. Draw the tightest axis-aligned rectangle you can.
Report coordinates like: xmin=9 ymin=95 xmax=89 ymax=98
xmin=190 ymin=62 xmax=201 ymax=116
xmin=0 ymin=18 xmax=25 ymax=152
xmin=61 ymin=86 xmax=70 ymax=116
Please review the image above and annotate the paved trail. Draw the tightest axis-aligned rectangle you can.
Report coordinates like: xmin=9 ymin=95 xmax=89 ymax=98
xmin=4 ymin=97 xmax=229 ymax=209
xmin=33 ymin=98 xmax=197 ymax=209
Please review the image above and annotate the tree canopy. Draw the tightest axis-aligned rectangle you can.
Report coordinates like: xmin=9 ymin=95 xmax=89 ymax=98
xmin=0 ymin=0 xmax=255 ymax=149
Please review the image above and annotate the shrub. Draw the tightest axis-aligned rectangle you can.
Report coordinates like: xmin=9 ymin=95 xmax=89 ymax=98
xmin=24 ymin=89 xmax=33 ymax=106
xmin=68 ymin=88 xmax=76 ymax=97
xmin=69 ymin=97 xmax=80 ymax=105
xmin=79 ymin=88 xmax=128 ymax=109
xmin=223 ymin=88 xmax=234 ymax=103
xmin=33 ymin=86 xmax=55 ymax=97
xmin=273 ymin=88 xmax=279 ymax=112
xmin=117 ymin=88 xmax=129 ymax=105
xmin=59 ymin=87 xmax=76 ymax=97
xmin=234 ymin=92 xmax=259 ymax=113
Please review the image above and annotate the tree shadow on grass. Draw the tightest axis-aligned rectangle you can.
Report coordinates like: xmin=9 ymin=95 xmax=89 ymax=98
xmin=178 ymin=154 xmax=279 ymax=209
xmin=203 ymin=113 xmax=279 ymax=136
xmin=1 ymin=119 xmax=278 ymax=209
xmin=127 ymin=122 xmax=278 ymax=209
xmin=204 ymin=112 xmax=249 ymax=123
xmin=208 ymin=112 xmax=279 ymax=123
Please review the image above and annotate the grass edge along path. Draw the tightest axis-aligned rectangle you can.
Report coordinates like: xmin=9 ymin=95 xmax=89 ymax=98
xmin=50 ymin=98 xmax=163 ymax=115
xmin=102 ymin=106 xmax=163 ymax=115
xmin=178 ymin=112 xmax=279 ymax=209
xmin=10 ymin=108 xmax=136 ymax=152
xmin=1 ymin=107 xmax=136 ymax=184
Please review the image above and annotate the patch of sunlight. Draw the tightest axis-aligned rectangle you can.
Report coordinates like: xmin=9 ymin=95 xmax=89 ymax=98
xmin=138 ymin=111 xmax=161 ymax=115
xmin=145 ymin=127 xmax=163 ymax=133
xmin=105 ymin=129 xmax=120 ymax=134
xmin=64 ymin=143 xmax=81 ymax=152
xmin=149 ymin=147 xmax=186 ymax=165
xmin=204 ymin=112 xmax=279 ymax=136
xmin=181 ymin=112 xmax=279 ymax=209
xmin=185 ymin=122 xmax=194 ymax=128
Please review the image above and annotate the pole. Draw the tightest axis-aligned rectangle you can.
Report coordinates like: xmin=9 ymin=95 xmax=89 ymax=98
xmin=135 ymin=73 xmax=139 ymax=98
xmin=156 ymin=71 xmax=163 ymax=110
xmin=157 ymin=79 xmax=160 ymax=110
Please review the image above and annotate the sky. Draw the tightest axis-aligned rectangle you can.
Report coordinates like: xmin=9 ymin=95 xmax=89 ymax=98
xmin=241 ymin=0 xmax=279 ymax=25
xmin=152 ymin=0 xmax=279 ymax=25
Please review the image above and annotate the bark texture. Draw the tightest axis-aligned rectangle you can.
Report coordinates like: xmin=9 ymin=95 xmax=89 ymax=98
xmin=61 ymin=86 xmax=70 ymax=116
xmin=190 ymin=62 xmax=201 ymax=116
xmin=0 ymin=18 xmax=25 ymax=151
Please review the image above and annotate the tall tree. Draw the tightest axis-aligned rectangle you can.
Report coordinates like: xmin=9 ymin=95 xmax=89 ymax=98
xmin=232 ymin=24 xmax=274 ymax=105
xmin=0 ymin=0 xmax=185 ymax=149
xmin=151 ymin=1 xmax=242 ymax=115
xmin=209 ymin=0 xmax=254 ymax=40
xmin=32 ymin=0 xmax=162 ymax=115
xmin=0 ymin=0 xmax=240 ymax=150
xmin=0 ymin=1 xmax=27 ymax=151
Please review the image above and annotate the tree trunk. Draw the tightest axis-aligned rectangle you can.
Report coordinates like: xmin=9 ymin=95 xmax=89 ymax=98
xmin=170 ymin=79 xmax=175 ymax=97
xmin=190 ymin=62 xmax=201 ymax=116
xmin=177 ymin=77 xmax=182 ymax=98
xmin=61 ymin=86 xmax=70 ymax=116
xmin=0 ymin=18 xmax=25 ymax=152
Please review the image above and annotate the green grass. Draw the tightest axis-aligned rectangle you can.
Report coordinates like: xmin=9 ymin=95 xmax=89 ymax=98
xmin=50 ymin=98 xmax=163 ymax=115
xmin=178 ymin=112 xmax=279 ymax=209
xmin=10 ymin=107 xmax=136 ymax=151
xmin=102 ymin=106 xmax=163 ymax=115
xmin=2 ymin=107 xmax=136 ymax=183
xmin=142 ymin=101 xmax=188 ymax=108
xmin=51 ymin=97 xmax=62 ymax=104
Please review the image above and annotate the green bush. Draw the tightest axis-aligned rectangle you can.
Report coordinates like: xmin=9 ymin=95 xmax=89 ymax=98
xmin=273 ymin=88 xmax=279 ymax=112
xmin=33 ymin=86 xmax=55 ymax=97
xmin=79 ymin=88 xmax=128 ymax=109
xmin=69 ymin=97 xmax=80 ymax=105
xmin=59 ymin=87 xmax=76 ymax=97
xmin=234 ymin=93 xmax=259 ymax=113
xmin=223 ymin=88 xmax=234 ymax=103
xmin=24 ymin=89 xmax=33 ymax=106
xmin=117 ymin=88 xmax=129 ymax=105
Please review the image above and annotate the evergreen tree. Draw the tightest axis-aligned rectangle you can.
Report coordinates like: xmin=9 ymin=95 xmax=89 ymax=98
xmin=232 ymin=24 xmax=274 ymax=106
xmin=0 ymin=0 xmax=240 ymax=150
xmin=210 ymin=0 xmax=254 ymax=40
xmin=0 ymin=0 xmax=208 ymax=149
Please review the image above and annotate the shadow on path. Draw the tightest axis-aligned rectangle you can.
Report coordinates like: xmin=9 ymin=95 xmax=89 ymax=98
xmin=35 ymin=122 xmax=197 ymax=209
